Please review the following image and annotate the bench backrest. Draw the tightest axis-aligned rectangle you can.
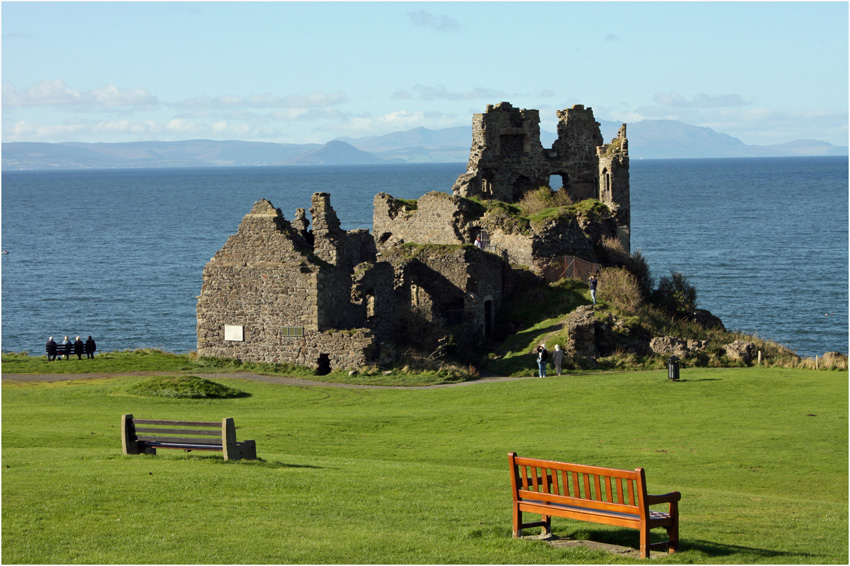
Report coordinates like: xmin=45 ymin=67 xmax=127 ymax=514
xmin=509 ymin=452 xmax=648 ymax=518
xmin=121 ymin=414 xmax=230 ymax=454
xmin=131 ymin=418 xmax=223 ymax=445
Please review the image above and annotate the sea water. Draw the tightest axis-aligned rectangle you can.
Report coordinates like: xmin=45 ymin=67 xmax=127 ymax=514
xmin=2 ymin=157 xmax=846 ymax=358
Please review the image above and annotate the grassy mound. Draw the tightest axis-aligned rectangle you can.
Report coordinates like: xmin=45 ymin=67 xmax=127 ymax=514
xmin=127 ymin=375 xmax=248 ymax=399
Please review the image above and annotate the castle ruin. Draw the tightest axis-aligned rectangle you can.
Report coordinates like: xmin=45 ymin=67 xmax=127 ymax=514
xmin=197 ymin=103 xmax=630 ymax=372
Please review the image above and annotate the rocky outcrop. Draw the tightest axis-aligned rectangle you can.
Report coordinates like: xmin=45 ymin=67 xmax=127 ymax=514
xmin=724 ymin=340 xmax=755 ymax=364
xmin=692 ymin=309 xmax=725 ymax=330
xmin=650 ymin=336 xmax=709 ymax=359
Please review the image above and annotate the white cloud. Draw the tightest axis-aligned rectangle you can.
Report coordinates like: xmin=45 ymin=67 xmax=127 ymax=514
xmin=391 ymin=84 xmax=509 ymax=101
xmin=10 ymin=120 xmax=85 ymax=138
xmin=173 ymin=91 xmax=348 ymax=110
xmin=653 ymin=91 xmax=750 ymax=109
xmin=3 ymin=80 xmax=158 ymax=110
xmin=408 ymin=10 xmax=461 ymax=32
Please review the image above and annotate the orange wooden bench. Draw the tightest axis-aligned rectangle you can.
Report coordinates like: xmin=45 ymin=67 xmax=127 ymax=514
xmin=509 ymin=453 xmax=680 ymax=558
xmin=121 ymin=414 xmax=257 ymax=461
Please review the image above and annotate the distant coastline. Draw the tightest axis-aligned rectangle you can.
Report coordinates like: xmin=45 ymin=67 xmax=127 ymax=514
xmin=3 ymin=119 xmax=846 ymax=172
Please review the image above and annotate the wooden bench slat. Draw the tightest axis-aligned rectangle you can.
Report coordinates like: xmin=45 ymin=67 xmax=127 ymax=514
xmin=136 ymin=435 xmax=222 ymax=445
xmin=134 ymin=419 xmax=220 ymax=427
xmin=134 ymin=427 xmax=221 ymax=436
xmin=518 ymin=489 xmax=639 ymax=515
xmin=145 ymin=442 xmax=223 ymax=450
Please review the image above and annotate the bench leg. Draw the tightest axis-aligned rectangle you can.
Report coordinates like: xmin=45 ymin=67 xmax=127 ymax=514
xmin=540 ymin=514 xmax=551 ymax=537
xmin=639 ymin=525 xmax=650 ymax=559
xmin=512 ymin=506 xmax=521 ymax=538
xmin=666 ymin=519 xmax=679 ymax=554
xmin=121 ymin=414 xmax=140 ymax=455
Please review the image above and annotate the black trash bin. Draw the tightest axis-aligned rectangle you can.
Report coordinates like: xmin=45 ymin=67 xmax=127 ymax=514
xmin=667 ymin=356 xmax=680 ymax=381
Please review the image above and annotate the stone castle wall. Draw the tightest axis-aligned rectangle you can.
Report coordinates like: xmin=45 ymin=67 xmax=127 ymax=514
xmin=452 ymin=102 xmax=630 ymax=250
xmin=198 ymin=99 xmax=631 ymax=370
xmin=196 ymin=198 xmax=374 ymax=369
xmin=372 ymin=191 xmax=481 ymax=249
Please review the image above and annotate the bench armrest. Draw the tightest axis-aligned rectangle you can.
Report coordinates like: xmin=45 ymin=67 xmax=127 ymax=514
xmin=645 ymin=491 xmax=681 ymax=505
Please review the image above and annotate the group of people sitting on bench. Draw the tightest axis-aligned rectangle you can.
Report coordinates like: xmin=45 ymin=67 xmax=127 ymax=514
xmin=46 ymin=336 xmax=96 ymax=360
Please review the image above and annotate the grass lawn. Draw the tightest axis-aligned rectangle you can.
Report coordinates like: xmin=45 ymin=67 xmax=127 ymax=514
xmin=2 ymin=367 xmax=846 ymax=563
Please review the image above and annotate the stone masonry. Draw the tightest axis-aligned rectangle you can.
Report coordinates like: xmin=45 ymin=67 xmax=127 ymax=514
xmin=453 ymin=102 xmax=630 ymax=249
xmin=197 ymin=100 xmax=631 ymax=371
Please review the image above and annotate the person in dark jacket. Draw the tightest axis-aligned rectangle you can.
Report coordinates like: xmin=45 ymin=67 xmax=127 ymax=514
xmin=46 ymin=337 xmax=58 ymax=361
xmin=73 ymin=336 xmax=85 ymax=359
xmin=589 ymin=274 xmax=598 ymax=305
xmin=85 ymin=336 xmax=97 ymax=359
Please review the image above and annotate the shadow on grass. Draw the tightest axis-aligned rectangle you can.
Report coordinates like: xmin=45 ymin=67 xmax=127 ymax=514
xmin=563 ymin=528 xmax=805 ymax=560
xmin=497 ymin=323 xmax=564 ymax=356
xmin=111 ymin=453 xmax=324 ymax=469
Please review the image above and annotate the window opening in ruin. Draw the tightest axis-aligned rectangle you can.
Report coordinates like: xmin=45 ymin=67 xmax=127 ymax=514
xmin=283 ymin=326 xmax=304 ymax=337
xmin=366 ymin=292 xmax=376 ymax=321
xmin=484 ymin=300 xmax=493 ymax=339
xmin=601 ymin=168 xmax=611 ymax=201
xmin=378 ymin=232 xmax=392 ymax=245
xmin=512 ymin=176 xmax=534 ymax=201
xmin=316 ymin=353 xmax=331 ymax=375
xmin=549 ymin=174 xmax=567 ymax=191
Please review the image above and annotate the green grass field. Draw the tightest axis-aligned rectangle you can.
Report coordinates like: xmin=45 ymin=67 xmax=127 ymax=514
xmin=2 ymin=367 xmax=846 ymax=563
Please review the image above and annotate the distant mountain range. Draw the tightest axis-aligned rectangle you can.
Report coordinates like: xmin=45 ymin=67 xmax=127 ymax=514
xmin=3 ymin=119 xmax=846 ymax=170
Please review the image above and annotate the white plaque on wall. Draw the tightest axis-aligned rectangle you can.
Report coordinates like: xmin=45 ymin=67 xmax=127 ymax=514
xmin=224 ymin=325 xmax=244 ymax=341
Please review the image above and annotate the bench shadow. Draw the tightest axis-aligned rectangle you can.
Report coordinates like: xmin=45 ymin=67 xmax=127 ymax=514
xmin=682 ymin=538 xmax=814 ymax=560
xmin=561 ymin=528 xmax=807 ymax=560
xmin=213 ymin=457 xmax=325 ymax=470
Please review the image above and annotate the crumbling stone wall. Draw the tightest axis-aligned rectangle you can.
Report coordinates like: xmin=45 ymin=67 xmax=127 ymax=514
xmin=453 ymin=102 xmax=630 ymax=250
xmin=197 ymin=198 xmax=374 ymax=370
xmin=452 ymin=103 xmax=548 ymax=202
xmin=372 ymin=191 xmax=482 ymax=250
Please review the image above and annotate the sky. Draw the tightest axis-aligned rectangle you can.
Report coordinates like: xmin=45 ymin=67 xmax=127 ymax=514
xmin=2 ymin=1 xmax=848 ymax=147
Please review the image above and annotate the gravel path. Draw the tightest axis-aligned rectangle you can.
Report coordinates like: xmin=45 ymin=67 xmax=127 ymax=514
xmin=1 ymin=371 xmax=525 ymax=389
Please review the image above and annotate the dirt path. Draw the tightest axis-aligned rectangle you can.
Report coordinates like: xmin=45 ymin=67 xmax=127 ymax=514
xmin=1 ymin=370 xmax=526 ymax=389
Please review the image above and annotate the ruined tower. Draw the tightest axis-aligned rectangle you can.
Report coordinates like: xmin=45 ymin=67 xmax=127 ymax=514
xmin=452 ymin=102 xmax=630 ymax=249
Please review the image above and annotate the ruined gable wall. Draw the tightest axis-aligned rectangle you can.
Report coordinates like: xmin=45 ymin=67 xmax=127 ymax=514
xmin=197 ymin=198 xmax=375 ymax=369
xmin=197 ymin=200 xmax=322 ymax=361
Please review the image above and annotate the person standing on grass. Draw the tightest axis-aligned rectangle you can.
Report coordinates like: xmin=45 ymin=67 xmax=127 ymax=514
xmin=552 ymin=344 xmax=565 ymax=376
xmin=85 ymin=336 xmax=97 ymax=359
xmin=589 ymin=273 xmax=598 ymax=305
xmin=536 ymin=343 xmax=548 ymax=378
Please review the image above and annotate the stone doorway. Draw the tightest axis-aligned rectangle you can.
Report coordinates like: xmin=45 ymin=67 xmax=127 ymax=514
xmin=316 ymin=353 xmax=331 ymax=375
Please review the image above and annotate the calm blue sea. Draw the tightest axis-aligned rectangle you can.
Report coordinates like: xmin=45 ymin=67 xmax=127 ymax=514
xmin=2 ymin=157 xmax=847 ymax=359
